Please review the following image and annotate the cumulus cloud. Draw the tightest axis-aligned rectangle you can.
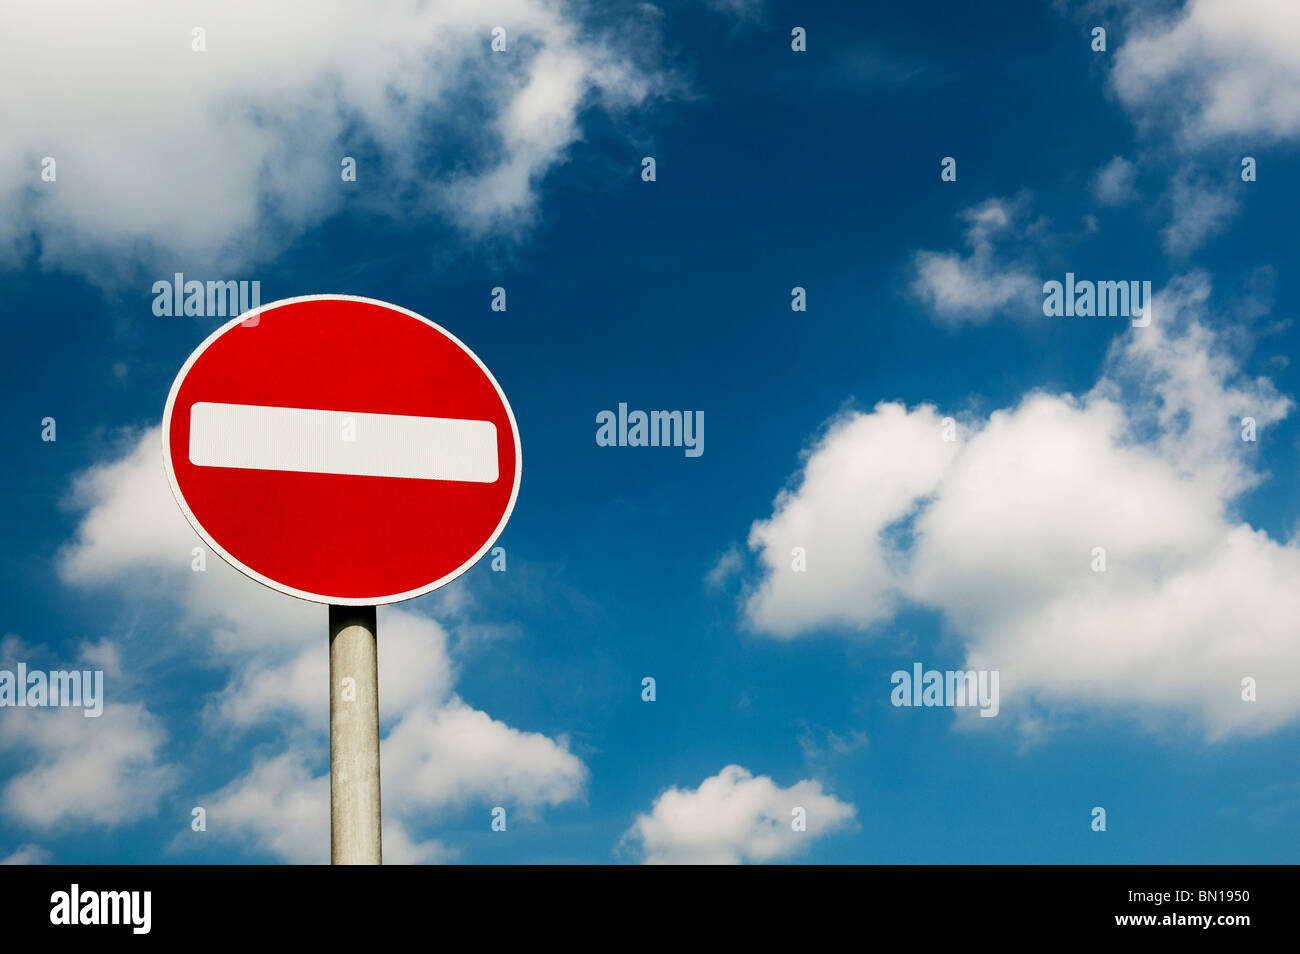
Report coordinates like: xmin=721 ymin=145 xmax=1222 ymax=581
xmin=623 ymin=765 xmax=856 ymax=864
xmin=911 ymin=197 xmax=1041 ymax=325
xmin=210 ymin=605 xmax=454 ymax=729
xmin=0 ymin=634 xmax=174 ymax=831
xmin=0 ymin=701 xmax=174 ymax=829
xmin=1112 ymin=0 xmax=1300 ymax=143
xmin=58 ymin=426 xmax=587 ymax=860
xmin=0 ymin=1 xmax=662 ymax=280
xmin=739 ymin=275 xmax=1300 ymax=739
xmin=745 ymin=403 xmax=958 ymax=636
xmin=384 ymin=700 xmax=586 ymax=818
xmin=199 ymin=751 xmax=454 ymax=865
xmin=197 ymin=612 xmax=584 ymax=861
xmin=200 ymin=752 xmax=330 ymax=864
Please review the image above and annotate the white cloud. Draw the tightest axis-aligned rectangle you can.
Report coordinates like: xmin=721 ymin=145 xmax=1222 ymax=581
xmin=211 ymin=606 xmax=455 ymax=729
xmin=383 ymin=700 xmax=587 ymax=818
xmin=58 ymin=426 xmax=588 ymax=860
xmin=745 ymin=403 xmax=957 ymax=636
xmin=623 ymin=764 xmax=856 ymax=864
xmin=200 ymin=752 xmax=328 ymax=864
xmin=0 ymin=1 xmax=661 ymax=280
xmin=0 ymin=701 xmax=174 ymax=829
xmin=1092 ymin=156 xmax=1137 ymax=205
xmin=199 ymin=751 xmax=453 ymax=864
xmin=704 ymin=545 xmax=743 ymax=589
xmin=1161 ymin=171 xmax=1238 ymax=256
xmin=0 ymin=634 xmax=174 ymax=832
xmin=0 ymin=844 xmax=53 ymax=865
xmin=1112 ymin=0 xmax=1300 ymax=143
xmin=1102 ymin=5 xmax=1270 ymax=262
xmin=911 ymin=197 xmax=1040 ymax=325
xmin=196 ymin=615 xmax=583 ymax=861
xmin=740 ymin=275 xmax=1300 ymax=739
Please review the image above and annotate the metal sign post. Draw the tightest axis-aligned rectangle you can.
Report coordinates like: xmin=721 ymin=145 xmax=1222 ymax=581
xmin=329 ymin=605 xmax=381 ymax=865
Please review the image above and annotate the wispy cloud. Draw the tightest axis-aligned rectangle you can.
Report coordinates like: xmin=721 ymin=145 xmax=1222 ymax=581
xmin=910 ymin=197 xmax=1041 ymax=325
xmin=1161 ymin=170 xmax=1239 ymax=256
xmin=0 ymin=1 xmax=666 ymax=283
xmin=1092 ymin=156 xmax=1138 ymax=206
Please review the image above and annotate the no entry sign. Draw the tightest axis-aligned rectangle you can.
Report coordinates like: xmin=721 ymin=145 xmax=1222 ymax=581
xmin=162 ymin=295 xmax=521 ymax=605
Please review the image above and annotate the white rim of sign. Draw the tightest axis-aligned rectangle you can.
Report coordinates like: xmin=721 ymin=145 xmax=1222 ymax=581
xmin=161 ymin=294 xmax=523 ymax=606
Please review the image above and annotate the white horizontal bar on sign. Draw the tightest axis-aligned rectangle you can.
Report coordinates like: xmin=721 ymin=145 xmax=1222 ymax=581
xmin=188 ymin=402 xmax=499 ymax=483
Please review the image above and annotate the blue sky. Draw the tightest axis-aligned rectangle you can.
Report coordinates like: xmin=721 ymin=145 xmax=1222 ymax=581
xmin=2 ymin=0 xmax=1299 ymax=864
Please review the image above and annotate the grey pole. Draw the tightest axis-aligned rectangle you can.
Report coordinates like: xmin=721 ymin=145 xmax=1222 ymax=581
xmin=329 ymin=604 xmax=382 ymax=865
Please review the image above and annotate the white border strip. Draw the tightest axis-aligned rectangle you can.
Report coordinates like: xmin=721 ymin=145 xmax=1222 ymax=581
xmin=189 ymin=402 xmax=499 ymax=483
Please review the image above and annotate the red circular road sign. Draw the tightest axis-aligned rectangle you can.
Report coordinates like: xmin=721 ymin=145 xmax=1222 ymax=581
xmin=162 ymin=295 xmax=521 ymax=605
